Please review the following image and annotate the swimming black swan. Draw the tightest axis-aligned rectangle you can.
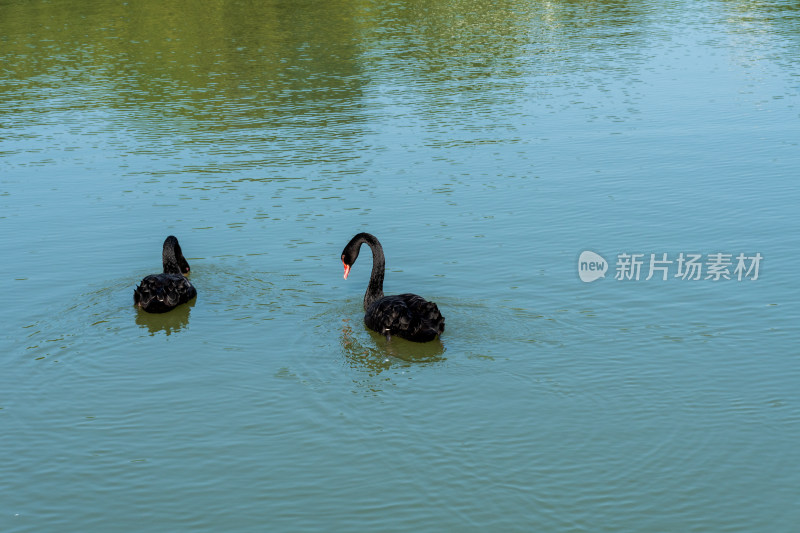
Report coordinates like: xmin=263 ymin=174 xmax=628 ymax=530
xmin=133 ymin=235 xmax=197 ymax=313
xmin=341 ymin=232 xmax=445 ymax=342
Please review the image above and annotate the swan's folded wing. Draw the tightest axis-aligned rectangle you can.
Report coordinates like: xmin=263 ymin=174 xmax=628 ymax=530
xmin=365 ymin=294 xmax=444 ymax=342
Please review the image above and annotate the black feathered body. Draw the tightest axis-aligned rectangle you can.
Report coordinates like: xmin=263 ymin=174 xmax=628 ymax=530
xmin=365 ymin=293 xmax=445 ymax=342
xmin=134 ymin=235 xmax=196 ymax=313
xmin=134 ymin=273 xmax=197 ymax=313
xmin=342 ymin=232 xmax=445 ymax=343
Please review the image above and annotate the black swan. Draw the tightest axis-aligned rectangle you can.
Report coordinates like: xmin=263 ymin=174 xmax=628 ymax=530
xmin=133 ymin=235 xmax=197 ymax=313
xmin=341 ymin=232 xmax=445 ymax=342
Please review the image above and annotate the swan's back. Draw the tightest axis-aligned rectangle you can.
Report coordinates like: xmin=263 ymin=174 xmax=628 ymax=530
xmin=134 ymin=273 xmax=197 ymax=313
xmin=365 ymin=293 xmax=445 ymax=342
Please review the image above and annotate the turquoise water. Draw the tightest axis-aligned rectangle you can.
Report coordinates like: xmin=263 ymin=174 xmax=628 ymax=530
xmin=2 ymin=0 xmax=798 ymax=530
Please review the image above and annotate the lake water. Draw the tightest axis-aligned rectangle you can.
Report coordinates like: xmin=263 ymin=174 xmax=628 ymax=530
xmin=2 ymin=0 xmax=798 ymax=530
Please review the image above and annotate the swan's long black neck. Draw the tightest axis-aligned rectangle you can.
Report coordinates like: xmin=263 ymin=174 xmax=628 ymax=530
xmin=363 ymin=235 xmax=385 ymax=310
xmin=345 ymin=233 xmax=385 ymax=310
xmin=162 ymin=235 xmax=188 ymax=275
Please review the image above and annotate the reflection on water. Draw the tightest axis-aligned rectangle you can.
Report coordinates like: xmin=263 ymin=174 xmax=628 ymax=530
xmin=339 ymin=317 xmax=445 ymax=374
xmin=134 ymin=298 xmax=195 ymax=336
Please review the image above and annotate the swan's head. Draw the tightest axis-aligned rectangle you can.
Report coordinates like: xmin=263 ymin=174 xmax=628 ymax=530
xmin=341 ymin=233 xmax=378 ymax=280
xmin=341 ymin=240 xmax=362 ymax=280
xmin=179 ymin=254 xmax=191 ymax=275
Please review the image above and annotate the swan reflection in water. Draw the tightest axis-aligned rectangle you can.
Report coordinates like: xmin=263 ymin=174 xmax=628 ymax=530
xmin=339 ymin=318 xmax=445 ymax=374
xmin=134 ymin=299 xmax=194 ymax=336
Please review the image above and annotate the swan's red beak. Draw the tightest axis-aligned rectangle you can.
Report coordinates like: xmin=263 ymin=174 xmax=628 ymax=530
xmin=343 ymin=262 xmax=351 ymax=280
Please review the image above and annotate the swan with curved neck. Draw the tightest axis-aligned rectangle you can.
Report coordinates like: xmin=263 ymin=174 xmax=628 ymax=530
xmin=134 ymin=236 xmax=197 ymax=313
xmin=341 ymin=232 xmax=445 ymax=342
